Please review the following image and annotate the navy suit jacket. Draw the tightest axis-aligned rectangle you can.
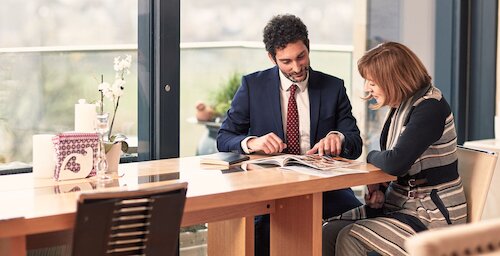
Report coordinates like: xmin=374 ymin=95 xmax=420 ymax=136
xmin=216 ymin=66 xmax=362 ymax=159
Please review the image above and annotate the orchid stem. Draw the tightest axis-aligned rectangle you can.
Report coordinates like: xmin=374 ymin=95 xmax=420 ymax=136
xmin=108 ymin=96 xmax=120 ymax=141
xmin=100 ymin=74 xmax=104 ymax=115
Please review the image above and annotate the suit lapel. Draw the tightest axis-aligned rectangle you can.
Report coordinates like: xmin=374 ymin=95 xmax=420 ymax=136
xmin=267 ymin=67 xmax=285 ymax=139
xmin=308 ymin=69 xmax=320 ymax=145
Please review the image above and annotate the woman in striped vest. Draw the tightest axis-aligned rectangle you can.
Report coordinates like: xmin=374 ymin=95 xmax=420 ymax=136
xmin=322 ymin=42 xmax=467 ymax=256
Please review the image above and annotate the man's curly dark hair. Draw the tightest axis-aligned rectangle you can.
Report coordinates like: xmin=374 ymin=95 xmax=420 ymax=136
xmin=263 ymin=14 xmax=309 ymax=60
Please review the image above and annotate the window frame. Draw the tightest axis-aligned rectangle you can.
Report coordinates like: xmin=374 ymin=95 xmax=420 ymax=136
xmin=138 ymin=0 xmax=180 ymax=161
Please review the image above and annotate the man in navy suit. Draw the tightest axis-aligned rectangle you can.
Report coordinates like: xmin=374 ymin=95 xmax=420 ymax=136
xmin=217 ymin=14 xmax=363 ymax=256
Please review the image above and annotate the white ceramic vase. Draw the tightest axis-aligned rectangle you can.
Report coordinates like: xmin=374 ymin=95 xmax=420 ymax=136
xmin=106 ymin=141 xmax=122 ymax=173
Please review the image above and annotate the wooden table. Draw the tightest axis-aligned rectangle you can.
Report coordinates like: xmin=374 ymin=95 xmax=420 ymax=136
xmin=0 ymin=155 xmax=395 ymax=256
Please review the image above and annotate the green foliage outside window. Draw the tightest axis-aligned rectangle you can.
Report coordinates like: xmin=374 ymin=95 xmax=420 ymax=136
xmin=210 ymin=72 xmax=242 ymax=118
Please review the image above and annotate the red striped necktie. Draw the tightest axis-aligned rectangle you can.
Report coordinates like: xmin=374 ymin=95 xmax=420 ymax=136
xmin=286 ymin=84 xmax=300 ymax=155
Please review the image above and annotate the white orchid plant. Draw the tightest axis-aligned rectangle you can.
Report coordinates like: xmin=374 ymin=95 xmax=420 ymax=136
xmin=98 ymin=54 xmax=132 ymax=145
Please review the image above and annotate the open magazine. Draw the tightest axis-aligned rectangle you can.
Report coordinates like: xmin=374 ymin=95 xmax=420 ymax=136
xmin=245 ymin=154 xmax=362 ymax=171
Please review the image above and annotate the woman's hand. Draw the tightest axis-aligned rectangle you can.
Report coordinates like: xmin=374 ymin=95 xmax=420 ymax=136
xmin=364 ymin=183 xmax=388 ymax=209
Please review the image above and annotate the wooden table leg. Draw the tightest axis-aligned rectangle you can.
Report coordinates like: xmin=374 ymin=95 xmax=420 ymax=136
xmin=0 ymin=236 xmax=27 ymax=256
xmin=245 ymin=216 xmax=255 ymax=256
xmin=208 ymin=217 xmax=254 ymax=256
xmin=270 ymin=193 xmax=322 ymax=256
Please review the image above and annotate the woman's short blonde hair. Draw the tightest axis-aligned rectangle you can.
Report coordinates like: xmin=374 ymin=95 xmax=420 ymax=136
xmin=358 ymin=42 xmax=431 ymax=109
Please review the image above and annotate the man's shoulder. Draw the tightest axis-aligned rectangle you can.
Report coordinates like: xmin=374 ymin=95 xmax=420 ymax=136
xmin=309 ymin=69 xmax=344 ymax=92
xmin=242 ymin=67 xmax=279 ymax=88
xmin=244 ymin=66 xmax=277 ymax=79
xmin=310 ymin=69 xmax=343 ymax=84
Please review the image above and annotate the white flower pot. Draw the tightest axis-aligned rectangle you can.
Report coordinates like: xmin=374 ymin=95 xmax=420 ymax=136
xmin=106 ymin=142 xmax=122 ymax=173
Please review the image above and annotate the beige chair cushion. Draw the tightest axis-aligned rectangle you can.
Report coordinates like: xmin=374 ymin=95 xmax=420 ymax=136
xmin=457 ymin=146 xmax=498 ymax=223
xmin=405 ymin=218 xmax=500 ymax=256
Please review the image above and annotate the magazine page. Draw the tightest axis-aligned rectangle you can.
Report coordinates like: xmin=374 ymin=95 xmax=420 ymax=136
xmin=286 ymin=155 xmax=361 ymax=170
xmin=245 ymin=155 xmax=288 ymax=167
xmin=244 ymin=154 xmax=362 ymax=170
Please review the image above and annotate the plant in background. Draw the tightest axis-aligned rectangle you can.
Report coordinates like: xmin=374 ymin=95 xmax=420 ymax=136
xmin=195 ymin=72 xmax=242 ymax=122
xmin=98 ymin=54 xmax=132 ymax=149
xmin=210 ymin=72 xmax=242 ymax=118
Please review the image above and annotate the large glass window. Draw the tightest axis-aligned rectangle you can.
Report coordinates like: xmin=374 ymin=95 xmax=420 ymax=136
xmin=0 ymin=1 xmax=138 ymax=170
xmin=0 ymin=1 xmax=439 ymax=167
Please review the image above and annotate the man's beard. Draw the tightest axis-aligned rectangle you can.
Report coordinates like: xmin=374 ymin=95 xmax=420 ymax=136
xmin=283 ymin=66 xmax=309 ymax=83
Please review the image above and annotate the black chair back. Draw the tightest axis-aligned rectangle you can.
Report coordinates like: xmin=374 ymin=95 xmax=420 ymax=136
xmin=72 ymin=182 xmax=187 ymax=256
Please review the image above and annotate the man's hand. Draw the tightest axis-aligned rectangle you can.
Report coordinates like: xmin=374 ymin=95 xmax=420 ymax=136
xmin=306 ymin=133 xmax=342 ymax=156
xmin=364 ymin=183 xmax=388 ymax=209
xmin=247 ymin=132 xmax=287 ymax=154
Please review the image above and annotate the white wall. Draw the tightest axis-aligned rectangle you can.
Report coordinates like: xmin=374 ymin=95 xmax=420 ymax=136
xmin=400 ymin=1 xmax=436 ymax=79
